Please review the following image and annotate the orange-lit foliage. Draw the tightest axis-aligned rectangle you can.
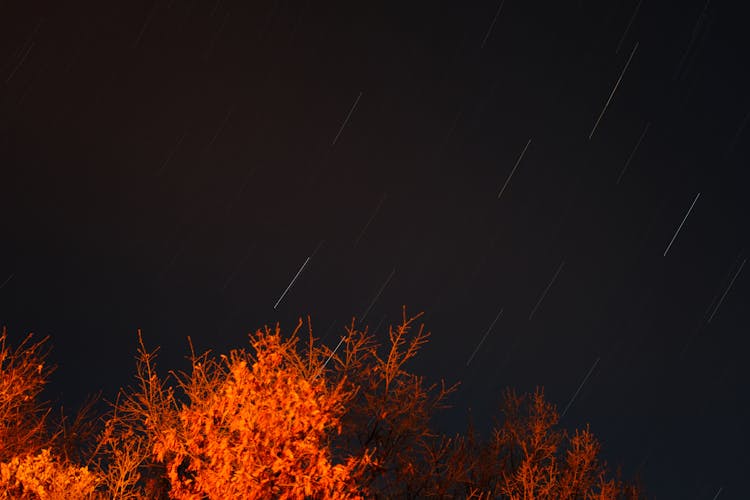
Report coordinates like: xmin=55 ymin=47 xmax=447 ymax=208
xmin=0 ymin=328 xmax=52 ymax=463
xmin=1 ymin=311 xmax=645 ymax=499
xmin=0 ymin=448 xmax=100 ymax=500
xmin=0 ymin=329 xmax=102 ymax=499
xmin=490 ymin=388 xmax=638 ymax=499
xmin=158 ymin=325 xmax=375 ymax=499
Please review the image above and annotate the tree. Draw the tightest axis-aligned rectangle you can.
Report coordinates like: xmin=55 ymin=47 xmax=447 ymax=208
xmin=0 ymin=328 xmax=102 ymax=499
xmin=96 ymin=323 xmax=374 ymax=499
xmin=0 ymin=328 xmax=53 ymax=463
xmin=309 ymin=309 xmax=643 ymax=499
xmin=318 ymin=309 xmax=460 ymax=497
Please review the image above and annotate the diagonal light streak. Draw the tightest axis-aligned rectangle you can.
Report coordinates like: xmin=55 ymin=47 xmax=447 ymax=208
xmin=589 ymin=42 xmax=638 ymax=140
xmin=332 ymin=91 xmax=363 ymax=146
xmin=561 ymin=357 xmax=600 ymax=418
xmin=498 ymin=138 xmax=531 ymax=200
xmin=663 ymin=192 xmax=700 ymax=257
xmin=273 ymin=256 xmax=310 ymax=309
xmin=707 ymin=258 xmax=746 ymax=323
xmin=466 ymin=308 xmax=504 ymax=366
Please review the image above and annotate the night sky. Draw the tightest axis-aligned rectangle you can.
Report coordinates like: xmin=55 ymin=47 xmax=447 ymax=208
xmin=1 ymin=0 xmax=749 ymax=497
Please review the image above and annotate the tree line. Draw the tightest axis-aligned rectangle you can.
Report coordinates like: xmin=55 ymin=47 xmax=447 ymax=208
xmin=0 ymin=307 xmax=644 ymax=498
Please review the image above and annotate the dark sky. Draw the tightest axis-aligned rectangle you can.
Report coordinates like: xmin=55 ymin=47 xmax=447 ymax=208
xmin=1 ymin=0 xmax=749 ymax=497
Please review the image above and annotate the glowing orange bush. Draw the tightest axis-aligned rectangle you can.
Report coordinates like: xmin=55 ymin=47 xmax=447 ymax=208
xmin=156 ymin=326 xmax=373 ymax=499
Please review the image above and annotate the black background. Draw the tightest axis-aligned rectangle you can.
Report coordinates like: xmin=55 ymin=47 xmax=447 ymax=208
xmin=1 ymin=1 xmax=749 ymax=497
